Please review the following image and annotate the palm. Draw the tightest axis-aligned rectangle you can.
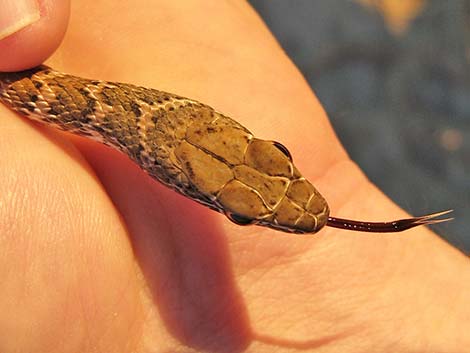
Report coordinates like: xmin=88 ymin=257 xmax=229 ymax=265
xmin=1 ymin=2 xmax=467 ymax=353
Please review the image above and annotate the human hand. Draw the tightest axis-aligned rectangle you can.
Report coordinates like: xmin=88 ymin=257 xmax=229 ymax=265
xmin=1 ymin=1 xmax=469 ymax=352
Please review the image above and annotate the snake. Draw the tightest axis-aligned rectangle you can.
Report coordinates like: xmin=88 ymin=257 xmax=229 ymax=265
xmin=0 ymin=66 xmax=451 ymax=234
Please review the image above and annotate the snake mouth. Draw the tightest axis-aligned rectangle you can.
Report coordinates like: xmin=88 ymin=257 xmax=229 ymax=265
xmin=224 ymin=212 xmax=308 ymax=234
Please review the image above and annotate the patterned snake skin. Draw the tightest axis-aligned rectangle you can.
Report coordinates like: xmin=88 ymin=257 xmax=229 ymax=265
xmin=0 ymin=66 xmax=330 ymax=234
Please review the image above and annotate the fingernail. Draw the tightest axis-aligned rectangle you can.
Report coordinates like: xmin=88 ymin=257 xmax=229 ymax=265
xmin=0 ymin=0 xmax=40 ymax=40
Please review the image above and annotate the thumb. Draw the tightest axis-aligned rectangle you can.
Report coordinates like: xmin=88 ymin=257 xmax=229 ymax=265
xmin=0 ymin=0 xmax=70 ymax=71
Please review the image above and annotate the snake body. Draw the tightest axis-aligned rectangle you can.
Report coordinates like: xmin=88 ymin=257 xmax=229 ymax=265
xmin=0 ymin=66 xmax=329 ymax=234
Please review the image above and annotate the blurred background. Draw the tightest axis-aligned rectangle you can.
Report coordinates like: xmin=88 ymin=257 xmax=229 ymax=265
xmin=249 ymin=0 xmax=469 ymax=253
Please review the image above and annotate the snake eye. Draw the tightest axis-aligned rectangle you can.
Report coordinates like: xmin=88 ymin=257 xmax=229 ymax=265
xmin=273 ymin=141 xmax=293 ymax=162
xmin=226 ymin=213 xmax=255 ymax=226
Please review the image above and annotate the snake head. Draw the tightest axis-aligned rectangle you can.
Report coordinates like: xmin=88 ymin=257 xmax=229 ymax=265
xmin=175 ymin=119 xmax=330 ymax=234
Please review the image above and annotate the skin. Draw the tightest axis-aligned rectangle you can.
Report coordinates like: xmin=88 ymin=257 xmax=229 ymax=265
xmin=0 ymin=1 xmax=469 ymax=352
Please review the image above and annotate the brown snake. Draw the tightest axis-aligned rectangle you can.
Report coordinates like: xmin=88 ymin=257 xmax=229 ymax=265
xmin=0 ymin=66 xmax=452 ymax=234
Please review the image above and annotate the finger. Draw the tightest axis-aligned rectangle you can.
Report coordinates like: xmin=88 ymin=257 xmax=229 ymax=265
xmin=0 ymin=0 xmax=70 ymax=71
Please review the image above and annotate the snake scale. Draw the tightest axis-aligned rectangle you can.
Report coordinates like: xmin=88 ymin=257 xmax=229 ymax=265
xmin=0 ymin=66 xmax=451 ymax=234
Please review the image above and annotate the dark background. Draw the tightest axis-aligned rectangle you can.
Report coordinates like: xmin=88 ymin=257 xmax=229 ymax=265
xmin=249 ymin=0 xmax=469 ymax=253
